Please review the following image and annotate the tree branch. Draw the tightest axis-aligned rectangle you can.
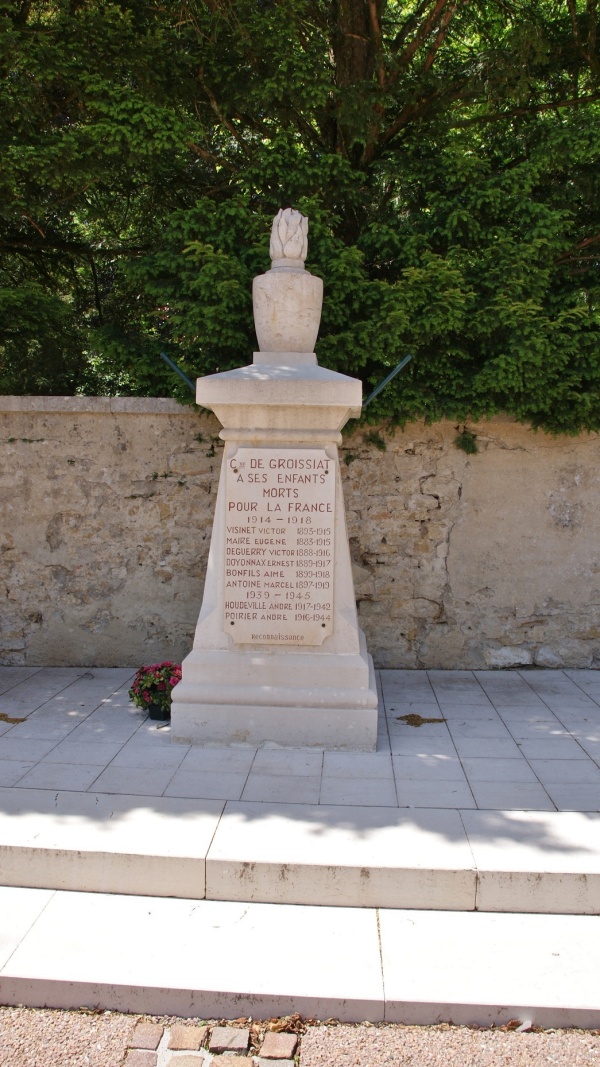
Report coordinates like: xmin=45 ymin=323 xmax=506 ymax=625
xmin=198 ymin=71 xmax=251 ymax=156
xmin=22 ymin=214 xmax=46 ymax=238
xmin=367 ymin=0 xmax=386 ymax=89
xmin=186 ymin=140 xmax=236 ymax=169
xmin=566 ymin=0 xmax=599 ymax=75
xmin=89 ymin=257 xmax=104 ymax=324
xmin=391 ymin=0 xmax=449 ymax=82
xmin=589 ymin=0 xmax=597 ymax=58
xmin=555 ymin=232 xmax=600 ymax=263
xmin=455 ymin=89 xmax=600 ymax=125
xmin=423 ymin=0 xmax=460 ymax=74
xmin=287 ymin=106 xmax=325 ymax=149
xmin=13 ymin=1 xmax=32 ymax=27
xmin=586 ymin=0 xmax=599 ymax=75
xmin=566 ymin=0 xmax=584 ymax=48
xmin=391 ymin=0 xmax=433 ymax=55
xmin=374 ymin=80 xmax=467 ymax=152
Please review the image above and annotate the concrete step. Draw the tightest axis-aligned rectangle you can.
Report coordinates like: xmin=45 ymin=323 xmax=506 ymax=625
xmin=0 ymin=788 xmax=599 ymax=914
xmin=0 ymin=887 xmax=598 ymax=1026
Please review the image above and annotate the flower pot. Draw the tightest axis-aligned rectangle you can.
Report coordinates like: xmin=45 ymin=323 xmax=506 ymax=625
xmin=148 ymin=702 xmax=170 ymax=721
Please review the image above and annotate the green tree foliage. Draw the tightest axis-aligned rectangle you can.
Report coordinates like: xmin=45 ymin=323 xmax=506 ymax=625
xmin=1 ymin=0 xmax=599 ymax=431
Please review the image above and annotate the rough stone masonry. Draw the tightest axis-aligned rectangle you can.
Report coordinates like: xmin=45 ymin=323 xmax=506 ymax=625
xmin=1 ymin=396 xmax=599 ymax=669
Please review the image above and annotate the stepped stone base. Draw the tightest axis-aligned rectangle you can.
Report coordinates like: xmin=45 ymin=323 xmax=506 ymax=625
xmin=1 ymin=889 xmax=599 ymax=1026
xmin=171 ymin=640 xmax=378 ymax=749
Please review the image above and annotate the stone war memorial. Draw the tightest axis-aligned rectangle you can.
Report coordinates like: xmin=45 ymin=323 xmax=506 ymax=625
xmin=170 ymin=209 xmax=378 ymax=748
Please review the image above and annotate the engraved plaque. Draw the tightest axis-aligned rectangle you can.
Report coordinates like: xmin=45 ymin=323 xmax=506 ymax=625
xmin=224 ymin=447 xmax=335 ymax=645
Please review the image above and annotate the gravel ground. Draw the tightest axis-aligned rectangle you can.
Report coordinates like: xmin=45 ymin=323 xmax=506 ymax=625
xmin=1 ymin=1009 xmax=600 ymax=1067
xmin=300 ymin=1023 xmax=600 ymax=1066
xmin=0 ymin=1007 xmax=137 ymax=1067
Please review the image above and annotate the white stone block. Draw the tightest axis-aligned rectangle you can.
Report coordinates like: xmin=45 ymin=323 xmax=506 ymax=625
xmin=0 ymin=887 xmax=54 ymax=969
xmin=0 ymin=892 xmax=384 ymax=1020
xmin=206 ymin=802 xmax=476 ymax=908
xmin=462 ymin=809 xmax=600 ymax=913
xmin=172 ymin=700 xmax=378 ymax=750
xmin=380 ymin=909 xmax=600 ymax=1026
xmin=0 ymin=787 xmax=223 ymax=898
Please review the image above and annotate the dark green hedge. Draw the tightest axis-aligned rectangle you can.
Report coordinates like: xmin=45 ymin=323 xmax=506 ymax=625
xmin=1 ymin=1 xmax=598 ymax=433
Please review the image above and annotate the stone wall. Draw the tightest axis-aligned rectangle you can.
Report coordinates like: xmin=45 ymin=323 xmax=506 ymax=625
xmin=1 ymin=397 xmax=599 ymax=669
xmin=0 ymin=398 xmax=219 ymax=668
xmin=343 ymin=418 xmax=600 ymax=669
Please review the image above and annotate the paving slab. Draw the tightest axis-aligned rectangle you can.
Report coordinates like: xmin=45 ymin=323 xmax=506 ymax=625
xmin=0 ymin=759 xmax=36 ymax=786
xmin=0 ymin=887 xmax=53 ymax=968
xmin=130 ymin=1022 xmax=164 ymax=1049
xmin=395 ymin=779 xmax=477 ymax=807
xmin=125 ymin=1051 xmax=157 ymax=1067
xmin=0 ymin=667 xmax=42 ymax=695
xmin=0 ymin=887 xmax=598 ymax=1027
xmin=380 ymin=908 xmax=600 ymax=1027
xmin=462 ymin=810 xmax=600 ymax=913
xmin=16 ymin=761 xmax=109 ymax=790
xmin=259 ymin=1031 xmax=298 ymax=1058
xmin=165 ymin=769 xmax=250 ymax=800
xmin=241 ymin=773 xmax=322 ymax=804
xmin=468 ymin=781 xmax=555 ymax=811
xmin=318 ymin=775 xmax=398 ymax=806
xmin=255 ymin=1060 xmax=295 ymax=1067
xmin=542 ymin=784 xmax=600 ymax=811
xmin=206 ymin=802 xmax=476 ymax=909
xmin=209 ymin=1026 xmax=249 ymax=1053
xmin=0 ymin=788 xmax=223 ymax=897
xmin=391 ymin=755 xmax=466 ymax=781
xmin=0 ymin=891 xmax=384 ymax=1021
xmin=168 ymin=1024 xmax=208 ymax=1050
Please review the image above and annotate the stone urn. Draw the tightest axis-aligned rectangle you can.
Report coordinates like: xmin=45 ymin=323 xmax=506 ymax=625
xmin=252 ymin=208 xmax=323 ymax=356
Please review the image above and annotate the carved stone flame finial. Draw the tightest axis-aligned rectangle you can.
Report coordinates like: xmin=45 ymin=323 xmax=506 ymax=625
xmin=253 ymin=208 xmax=322 ymax=358
xmin=269 ymin=208 xmax=308 ymax=269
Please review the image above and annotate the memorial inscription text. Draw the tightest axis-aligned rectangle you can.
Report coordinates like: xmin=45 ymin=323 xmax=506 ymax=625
xmin=224 ymin=447 xmax=335 ymax=645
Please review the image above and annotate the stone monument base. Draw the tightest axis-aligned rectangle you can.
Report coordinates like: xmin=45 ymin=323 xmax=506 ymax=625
xmin=170 ymin=699 xmax=377 ymax=750
xmin=170 ymin=634 xmax=378 ymax=750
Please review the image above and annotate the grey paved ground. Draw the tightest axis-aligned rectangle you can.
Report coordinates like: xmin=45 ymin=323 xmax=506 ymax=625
xmin=0 ymin=666 xmax=598 ymax=811
xmin=0 ymin=667 xmax=598 ymax=1054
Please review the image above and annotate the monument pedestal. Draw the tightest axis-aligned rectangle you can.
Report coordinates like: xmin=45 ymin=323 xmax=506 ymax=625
xmin=170 ymin=361 xmax=379 ymax=750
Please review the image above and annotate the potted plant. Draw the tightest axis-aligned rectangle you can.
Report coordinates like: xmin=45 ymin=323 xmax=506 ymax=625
xmin=128 ymin=661 xmax=182 ymax=721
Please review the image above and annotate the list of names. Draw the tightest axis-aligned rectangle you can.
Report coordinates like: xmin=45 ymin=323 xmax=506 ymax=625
xmin=224 ymin=447 xmax=335 ymax=645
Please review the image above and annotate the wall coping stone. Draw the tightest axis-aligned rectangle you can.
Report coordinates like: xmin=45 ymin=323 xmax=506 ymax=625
xmin=2 ymin=398 xmax=598 ymax=438
xmin=0 ymin=396 xmax=194 ymax=415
